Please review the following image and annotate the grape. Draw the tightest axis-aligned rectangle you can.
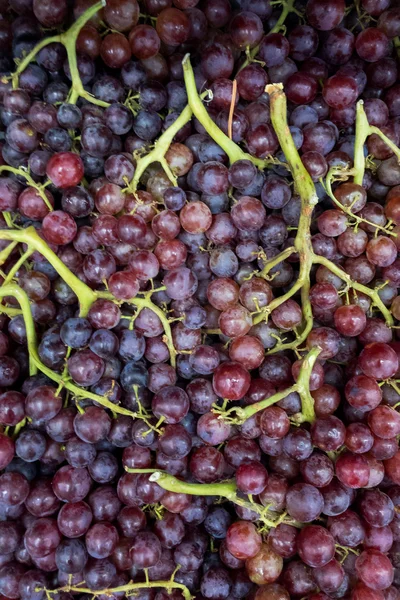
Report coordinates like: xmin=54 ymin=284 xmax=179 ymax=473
xmin=226 ymin=521 xmax=262 ymax=560
xmin=0 ymin=433 xmax=15 ymax=470
xmin=131 ymin=531 xmax=162 ymax=568
xmin=190 ymin=446 xmax=225 ymax=483
xmin=258 ymin=33 xmax=289 ymax=67
xmin=323 ymin=75 xmax=358 ymax=109
xmin=286 ymin=483 xmax=324 ymax=522
xmin=213 ymin=361 xmax=251 ymax=400
xmin=306 ymin=0 xmax=345 ymax=31
xmin=46 ymin=152 xmax=84 ymax=188
xmin=245 ymin=544 xmax=283 ymax=585
xmin=297 ymin=525 xmax=335 ymax=567
xmin=356 ymin=550 xmax=394 ymax=590
xmin=356 ymin=28 xmax=390 ymax=62
xmin=52 ymin=465 xmax=92 ymax=503
xmin=236 ymin=460 xmax=268 ymax=495
xmin=359 ymin=343 xmax=399 ymax=380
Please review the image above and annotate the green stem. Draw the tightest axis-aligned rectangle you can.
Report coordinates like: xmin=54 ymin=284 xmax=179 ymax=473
xmin=0 ymin=226 xmax=97 ymax=316
xmin=267 ymin=84 xmax=317 ymax=208
xmin=0 ymin=284 xmax=38 ymax=375
xmin=0 ymin=241 xmax=18 ymax=266
xmin=313 ymin=254 xmax=394 ymax=326
xmin=369 ymin=125 xmax=400 ymax=164
xmin=142 ymin=470 xmax=288 ymax=528
xmin=325 ymin=169 xmax=397 ymax=237
xmin=39 ymin=579 xmax=193 ymax=600
xmin=11 ymin=1 xmax=108 ymax=107
xmin=2 ymin=213 xmax=14 ymax=228
xmin=238 ymin=0 xmax=296 ymax=72
xmin=11 ymin=36 xmax=60 ymax=89
xmin=0 ymin=283 xmax=138 ymax=417
xmin=133 ymin=297 xmax=177 ymax=367
xmin=0 ymin=305 xmax=22 ymax=317
xmin=0 ymin=228 xmax=178 ymax=363
xmin=353 ymin=100 xmax=400 ymax=185
xmin=254 ymin=84 xmax=317 ymax=346
xmin=233 ymin=384 xmax=298 ymax=422
xmin=271 ymin=0 xmax=297 ymax=32
xmin=182 ymin=55 xmax=267 ymax=169
xmin=149 ymin=471 xmax=238 ymax=497
xmin=3 ymin=249 xmax=33 ymax=286
xmin=260 ymin=245 xmax=294 ymax=279
xmin=252 ymin=277 xmax=302 ymax=325
xmin=218 ymin=347 xmax=320 ymax=425
xmin=295 ymin=346 xmax=321 ymax=423
xmin=353 ymin=101 xmax=371 ymax=185
xmin=97 ymin=290 xmax=177 ymax=367
xmin=61 ymin=2 xmax=109 ymax=107
xmin=0 ymin=166 xmax=53 ymax=212
xmin=130 ymin=103 xmax=193 ymax=193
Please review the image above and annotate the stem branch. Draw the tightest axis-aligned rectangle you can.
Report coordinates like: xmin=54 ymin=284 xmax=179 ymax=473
xmin=11 ymin=1 xmax=108 ymax=107
xmin=182 ymin=55 xmax=268 ymax=169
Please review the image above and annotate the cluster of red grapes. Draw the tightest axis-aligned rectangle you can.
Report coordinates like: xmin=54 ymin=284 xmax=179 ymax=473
xmin=0 ymin=0 xmax=398 ymax=599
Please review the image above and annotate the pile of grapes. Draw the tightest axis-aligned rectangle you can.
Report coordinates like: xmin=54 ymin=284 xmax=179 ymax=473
xmin=0 ymin=0 xmax=399 ymax=598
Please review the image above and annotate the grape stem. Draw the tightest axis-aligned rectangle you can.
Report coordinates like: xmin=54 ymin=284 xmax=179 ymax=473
xmin=182 ymin=54 xmax=271 ymax=169
xmin=0 ymin=165 xmax=53 ymax=211
xmin=129 ymin=104 xmax=192 ymax=192
xmin=324 ymin=167 xmax=397 ymax=237
xmin=353 ymin=99 xmax=400 ymax=186
xmin=213 ymin=346 xmax=321 ymax=425
xmin=128 ymin=91 xmax=208 ymax=194
xmin=8 ymin=1 xmax=109 ymax=107
xmin=0 ymin=283 xmax=143 ymax=417
xmin=0 ymin=226 xmax=97 ymax=315
xmin=252 ymin=83 xmax=317 ymax=359
xmin=0 ymin=226 xmax=177 ymax=365
xmin=249 ymin=84 xmax=394 ymax=358
xmin=0 ymin=241 xmax=18 ymax=266
xmin=127 ymin=468 xmax=296 ymax=529
xmin=37 ymin=572 xmax=194 ymax=600
xmin=313 ymin=254 xmax=394 ymax=326
xmin=238 ymin=0 xmax=297 ymax=72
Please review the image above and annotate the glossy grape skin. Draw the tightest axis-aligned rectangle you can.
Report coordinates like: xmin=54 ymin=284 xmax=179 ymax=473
xmin=245 ymin=544 xmax=283 ymax=585
xmin=46 ymin=152 xmax=84 ymax=188
xmin=285 ymin=483 xmax=324 ymax=522
xmin=226 ymin=521 xmax=262 ymax=560
xmin=213 ymin=361 xmax=251 ymax=400
xmin=306 ymin=0 xmax=345 ymax=30
xmin=296 ymin=525 xmax=335 ymax=568
xmin=356 ymin=550 xmax=394 ymax=590
xmin=359 ymin=342 xmax=399 ymax=380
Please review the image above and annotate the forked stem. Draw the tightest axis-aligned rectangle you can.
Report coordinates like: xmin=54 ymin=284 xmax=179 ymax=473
xmin=249 ymin=85 xmax=395 ymax=358
xmin=127 ymin=469 xmax=296 ymax=529
xmin=353 ymin=99 xmax=400 ymax=185
xmin=0 ymin=226 xmax=97 ymax=316
xmin=0 ymin=227 xmax=177 ymax=364
xmin=0 ymin=283 xmax=140 ymax=417
xmin=10 ymin=1 xmax=108 ymax=107
xmin=325 ymin=168 xmax=397 ymax=237
xmin=130 ymin=105 xmax=191 ymax=193
xmin=214 ymin=347 xmax=321 ymax=425
xmin=38 ymin=576 xmax=193 ymax=600
xmin=0 ymin=166 xmax=53 ymax=211
xmin=238 ymin=0 xmax=297 ymax=72
xmin=182 ymin=55 xmax=269 ymax=169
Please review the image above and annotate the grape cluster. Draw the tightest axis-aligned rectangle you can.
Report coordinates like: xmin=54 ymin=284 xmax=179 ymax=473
xmin=0 ymin=0 xmax=398 ymax=599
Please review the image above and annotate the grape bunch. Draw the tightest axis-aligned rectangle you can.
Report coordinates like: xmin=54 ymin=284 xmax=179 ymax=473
xmin=0 ymin=0 xmax=398 ymax=599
